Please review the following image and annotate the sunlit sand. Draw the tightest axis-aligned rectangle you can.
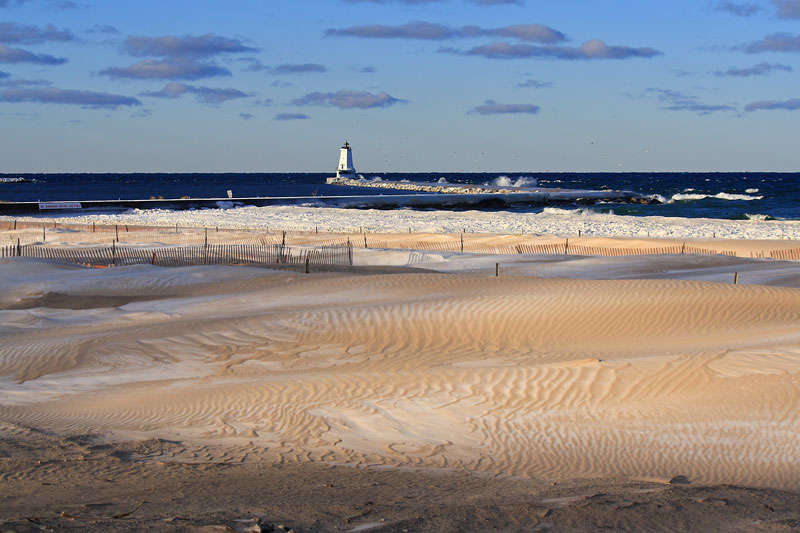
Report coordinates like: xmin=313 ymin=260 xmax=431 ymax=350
xmin=2 ymin=216 xmax=800 ymax=530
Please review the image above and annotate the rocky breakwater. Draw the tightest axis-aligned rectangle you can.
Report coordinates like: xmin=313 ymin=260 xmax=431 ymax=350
xmin=326 ymin=177 xmax=520 ymax=195
xmin=326 ymin=177 xmax=657 ymax=205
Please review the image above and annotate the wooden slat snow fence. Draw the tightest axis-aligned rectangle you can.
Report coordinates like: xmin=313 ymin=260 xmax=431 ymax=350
xmin=361 ymin=238 xmax=745 ymax=258
xmin=770 ymin=248 xmax=800 ymax=261
xmin=2 ymin=218 xmax=799 ymax=262
xmin=2 ymin=240 xmax=798 ymax=266
xmin=0 ymin=242 xmax=353 ymax=269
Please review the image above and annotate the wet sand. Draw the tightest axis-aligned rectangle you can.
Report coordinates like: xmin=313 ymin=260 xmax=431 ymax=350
xmin=2 ymin=424 xmax=800 ymax=532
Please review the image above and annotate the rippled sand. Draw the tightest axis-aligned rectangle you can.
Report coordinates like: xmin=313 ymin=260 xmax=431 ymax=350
xmin=2 ymin=255 xmax=799 ymax=491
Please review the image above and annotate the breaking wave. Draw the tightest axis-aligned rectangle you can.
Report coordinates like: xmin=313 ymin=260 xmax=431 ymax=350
xmin=670 ymin=192 xmax=763 ymax=202
xmin=651 ymin=194 xmax=669 ymax=204
xmin=541 ymin=207 xmax=598 ymax=216
xmin=486 ymin=176 xmax=538 ymax=188
xmin=744 ymin=213 xmax=773 ymax=221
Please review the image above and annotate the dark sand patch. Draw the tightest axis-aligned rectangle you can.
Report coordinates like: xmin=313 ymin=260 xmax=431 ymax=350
xmin=1 ymin=292 xmax=160 ymax=310
xmin=1 ymin=426 xmax=798 ymax=532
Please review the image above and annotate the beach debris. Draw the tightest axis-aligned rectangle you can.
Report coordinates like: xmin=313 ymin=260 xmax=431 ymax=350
xmin=59 ymin=500 xmax=144 ymax=520
xmin=696 ymin=497 xmax=729 ymax=506
xmin=634 ymin=475 xmax=692 ymax=485
xmin=183 ymin=519 xmax=268 ymax=532
xmin=668 ymin=475 xmax=691 ymax=485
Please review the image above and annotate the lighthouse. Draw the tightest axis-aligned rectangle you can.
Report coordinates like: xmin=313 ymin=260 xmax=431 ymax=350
xmin=336 ymin=141 xmax=356 ymax=178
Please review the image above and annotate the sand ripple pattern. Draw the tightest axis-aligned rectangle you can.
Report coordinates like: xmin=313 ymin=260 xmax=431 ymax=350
xmin=2 ymin=264 xmax=800 ymax=490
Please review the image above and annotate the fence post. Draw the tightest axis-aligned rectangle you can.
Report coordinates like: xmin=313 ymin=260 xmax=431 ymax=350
xmin=282 ymin=230 xmax=286 ymax=246
xmin=152 ymin=251 xmax=156 ymax=265
xmin=495 ymin=263 xmax=499 ymax=277
xmin=564 ymin=238 xmax=569 ymax=255
xmin=42 ymin=224 xmax=45 ymax=242
xmin=92 ymin=221 xmax=95 ymax=233
xmin=13 ymin=219 xmax=16 ymax=231
xmin=305 ymin=257 xmax=310 ymax=274
xmin=681 ymin=242 xmax=686 ymax=254
xmin=734 ymin=272 xmax=739 ymax=285
xmin=112 ymin=241 xmax=116 ymax=266
xmin=17 ymin=238 xmax=21 ymax=257
xmin=115 ymin=225 xmax=119 ymax=242
xmin=347 ymin=238 xmax=353 ymax=266
xmin=364 ymin=233 xmax=368 ymax=248
xmin=460 ymin=233 xmax=464 ymax=252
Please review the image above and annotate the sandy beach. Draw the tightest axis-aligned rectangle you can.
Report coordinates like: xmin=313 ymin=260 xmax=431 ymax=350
xmin=1 ymin=213 xmax=800 ymax=531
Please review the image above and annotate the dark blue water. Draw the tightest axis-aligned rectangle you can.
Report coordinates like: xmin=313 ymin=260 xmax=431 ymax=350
xmin=1 ymin=172 xmax=798 ymax=221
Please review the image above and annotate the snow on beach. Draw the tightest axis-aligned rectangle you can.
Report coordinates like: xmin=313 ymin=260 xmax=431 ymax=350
xmin=14 ymin=204 xmax=800 ymax=240
xmin=3 ymin=201 xmax=800 ymax=494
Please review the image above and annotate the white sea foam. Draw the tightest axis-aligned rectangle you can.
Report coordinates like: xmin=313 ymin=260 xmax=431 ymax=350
xmin=652 ymin=194 xmax=669 ymax=204
xmin=671 ymin=192 xmax=763 ymax=202
xmin=488 ymin=176 xmax=538 ymax=188
xmin=541 ymin=207 xmax=597 ymax=217
xmin=745 ymin=213 xmax=771 ymax=221
xmin=746 ymin=188 xmax=760 ymax=194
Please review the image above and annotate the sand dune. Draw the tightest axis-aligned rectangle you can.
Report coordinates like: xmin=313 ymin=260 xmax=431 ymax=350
xmin=1 ymin=258 xmax=799 ymax=491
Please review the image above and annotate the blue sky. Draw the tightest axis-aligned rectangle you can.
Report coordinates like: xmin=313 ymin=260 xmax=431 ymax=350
xmin=1 ymin=0 xmax=799 ymax=172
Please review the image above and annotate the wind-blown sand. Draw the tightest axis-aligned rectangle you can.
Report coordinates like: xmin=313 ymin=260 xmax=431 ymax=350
xmin=2 ymin=220 xmax=800 ymax=530
xmin=2 ymin=259 xmax=799 ymax=487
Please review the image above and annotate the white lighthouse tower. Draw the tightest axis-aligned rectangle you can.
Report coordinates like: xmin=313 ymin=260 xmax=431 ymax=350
xmin=336 ymin=141 xmax=356 ymax=179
